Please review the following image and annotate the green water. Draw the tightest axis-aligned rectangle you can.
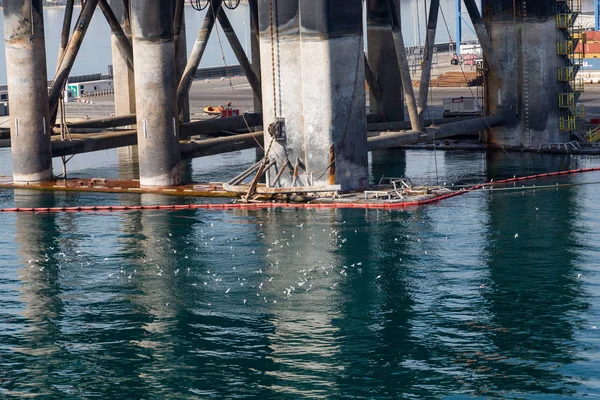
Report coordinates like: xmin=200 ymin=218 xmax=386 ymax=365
xmin=0 ymin=149 xmax=599 ymax=398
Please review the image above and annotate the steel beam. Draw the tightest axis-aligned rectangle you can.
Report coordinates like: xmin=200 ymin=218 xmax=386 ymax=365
xmin=463 ymin=0 xmax=504 ymax=80
xmin=57 ymin=0 xmax=75 ymax=67
xmin=456 ymin=0 xmax=462 ymax=57
xmin=99 ymin=0 xmax=133 ymax=68
xmin=367 ymin=115 xmax=504 ymax=151
xmin=48 ymin=0 xmax=99 ymax=121
xmin=387 ymin=0 xmax=422 ymax=131
xmin=417 ymin=0 xmax=440 ymax=118
xmin=216 ymin=7 xmax=262 ymax=102
xmin=249 ymin=0 xmax=261 ymax=112
xmin=43 ymin=116 xmax=504 ymax=158
xmin=177 ymin=0 xmax=222 ymax=114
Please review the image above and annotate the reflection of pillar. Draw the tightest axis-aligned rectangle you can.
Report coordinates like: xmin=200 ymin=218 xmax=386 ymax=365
xmin=109 ymin=0 xmax=136 ymax=116
xmin=258 ymin=0 xmax=367 ymax=191
xmin=370 ymin=149 xmax=407 ymax=184
xmin=483 ymin=152 xmax=581 ymax=388
xmin=333 ymin=207 xmax=418 ymax=392
xmin=117 ymin=146 xmax=140 ymax=180
xmin=256 ymin=209 xmax=341 ymax=395
xmin=14 ymin=190 xmax=62 ymax=380
xmin=131 ymin=0 xmax=180 ymax=187
xmin=366 ymin=0 xmax=403 ymax=122
xmin=483 ymin=0 xmax=567 ymax=147
xmin=3 ymin=0 xmax=52 ymax=183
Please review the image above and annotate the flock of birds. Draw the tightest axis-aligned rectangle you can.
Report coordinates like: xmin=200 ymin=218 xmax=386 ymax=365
xmin=13 ymin=203 xmax=591 ymax=334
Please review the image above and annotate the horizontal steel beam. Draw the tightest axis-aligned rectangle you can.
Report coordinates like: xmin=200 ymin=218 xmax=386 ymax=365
xmin=6 ymin=115 xmax=503 ymax=159
xmin=367 ymin=115 xmax=505 ymax=151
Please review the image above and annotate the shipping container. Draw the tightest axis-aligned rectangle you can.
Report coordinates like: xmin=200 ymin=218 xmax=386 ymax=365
xmin=443 ymin=97 xmax=481 ymax=117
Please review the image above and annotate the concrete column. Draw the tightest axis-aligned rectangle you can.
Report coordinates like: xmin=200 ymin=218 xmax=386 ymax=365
xmin=109 ymin=0 xmax=136 ymax=116
xmin=249 ymin=0 xmax=262 ymax=113
xmin=3 ymin=0 xmax=52 ymax=183
xmin=258 ymin=0 xmax=368 ymax=191
xmin=131 ymin=0 xmax=180 ymax=187
xmin=483 ymin=0 xmax=568 ymax=147
xmin=366 ymin=0 xmax=403 ymax=122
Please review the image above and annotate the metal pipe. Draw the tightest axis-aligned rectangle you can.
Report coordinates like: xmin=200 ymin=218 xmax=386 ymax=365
xmin=48 ymin=0 xmax=99 ymax=120
xmin=99 ymin=0 xmax=133 ymax=68
xmin=180 ymin=132 xmax=264 ymax=159
xmin=456 ymin=0 xmax=462 ymax=57
xmin=367 ymin=115 xmax=504 ymax=151
xmin=364 ymin=54 xmax=383 ymax=106
xmin=177 ymin=0 xmax=222 ymax=112
xmin=57 ymin=0 xmax=75 ymax=68
xmin=386 ymin=0 xmax=422 ymax=131
xmin=463 ymin=0 xmax=504 ymax=80
xmin=417 ymin=0 xmax=440 ymax=118
xmin=249 ymin=0 xmax=261 ymax=112
xmin=173 ymin=0 xmax=185 ymax=58
xmin=45 ymin=115 xmax=503 ymax=159
xmin=217 ymin=7 xmax=262 ymax=101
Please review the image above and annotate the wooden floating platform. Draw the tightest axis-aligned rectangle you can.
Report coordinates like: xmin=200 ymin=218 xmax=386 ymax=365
xmin=0 ymin=176 xmax=235 ymax=198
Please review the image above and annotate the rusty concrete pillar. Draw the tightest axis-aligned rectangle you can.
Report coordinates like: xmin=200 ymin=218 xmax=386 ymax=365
xmin=366 ymin=0 xmax=404 ymax=122
xmin=109 ymin=0 xmax=136 ymax=116
xmin=3 ymin=0 xmax=52 ymax=183
xmin=131 ymin=0 xmax=180 ymax=187
xmin=258 ymin=0 xmax=368 ymax=191
xmin=483 ymin=0 xmax=568 ymax=147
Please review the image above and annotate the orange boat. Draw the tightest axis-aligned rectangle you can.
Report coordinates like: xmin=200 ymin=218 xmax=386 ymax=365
xmin=204 ymin=105 xmax=224 ymax=115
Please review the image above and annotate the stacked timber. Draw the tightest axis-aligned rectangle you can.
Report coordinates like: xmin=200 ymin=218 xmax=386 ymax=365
xmin=414 ymin=72 xmax=482 ymax=87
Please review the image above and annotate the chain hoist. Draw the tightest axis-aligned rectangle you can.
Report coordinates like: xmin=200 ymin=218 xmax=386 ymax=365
xmin=268 ymin=0 xmax=285 ymax=141
xmin=190 ymin=0 xmax=238 ymax=11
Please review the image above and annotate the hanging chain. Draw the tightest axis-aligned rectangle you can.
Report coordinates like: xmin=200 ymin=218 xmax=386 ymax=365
xmin=269 ymin=0 xmax=278 ymax=119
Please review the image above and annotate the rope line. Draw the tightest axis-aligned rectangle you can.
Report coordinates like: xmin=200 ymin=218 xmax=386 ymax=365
xmin=2 ymin=168 xmax=599 ymax=213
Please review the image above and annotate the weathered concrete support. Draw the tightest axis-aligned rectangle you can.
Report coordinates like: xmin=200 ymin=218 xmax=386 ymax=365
xmin=217 ymin=7 xmax=262 ymax=102
xmin=177 ymin=0 xmax=222 ymax=114
xmin=109 ymin=0 xmax=135 ymax=116
xmin=3 ymin=0 xmax=52 ymax=182
xmin=131 ymin=0 xmax=180 ymax=186
xmin=483 ymin=0 xmax=567 ymax=147
xmin=417 ymin=0 xmax=440 ymax=117
xmin=366 ymin=0 xmax=403 ymax=121
xmin=48 ymin=0 xmax=99 ymax=120
xmin=388 ymin=0 xmax=422 ymax=131
xmin=258 ymin=0 xmax=368 ymax=191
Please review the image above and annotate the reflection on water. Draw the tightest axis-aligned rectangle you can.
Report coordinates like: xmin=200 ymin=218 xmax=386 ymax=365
xmin=0 ymin=151 xmax=599 ymax=398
